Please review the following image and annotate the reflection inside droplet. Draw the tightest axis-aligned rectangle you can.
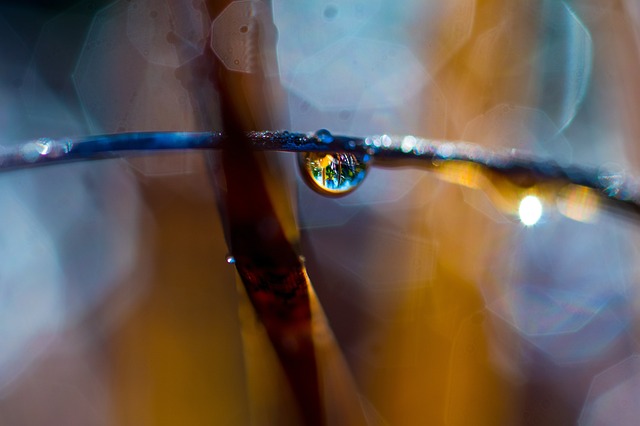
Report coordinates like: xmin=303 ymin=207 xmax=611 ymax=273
xmin=299 ymin=151 xmax=369 ymax=196
xmin=519 ymin=195 xmax=543 ymax=226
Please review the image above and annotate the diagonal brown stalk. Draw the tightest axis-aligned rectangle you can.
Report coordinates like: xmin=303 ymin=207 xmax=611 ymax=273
xmin=186 ymin=1 xmax=367 ymax=424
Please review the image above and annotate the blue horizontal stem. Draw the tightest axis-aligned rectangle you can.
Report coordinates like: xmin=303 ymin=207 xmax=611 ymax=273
xmin=1 ymin=130 xmax=638 ymax=217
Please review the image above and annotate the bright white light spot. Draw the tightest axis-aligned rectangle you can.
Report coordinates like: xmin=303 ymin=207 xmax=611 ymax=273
xmin=519 ymin=195 xmax=543 ymax=226
xmin=35 ymin=139 xmax=52 ymax=155
xmin=437 ymin=143 xmax=455 ymax=158
xmin=401 ymin=135 xmax=417 ymax=153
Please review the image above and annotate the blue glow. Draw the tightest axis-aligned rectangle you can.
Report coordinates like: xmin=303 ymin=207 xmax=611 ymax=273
xmin=485 ymin=217 xmax=634 ymax=362
xmin=538 ymin=2 xmax=593 ymax=132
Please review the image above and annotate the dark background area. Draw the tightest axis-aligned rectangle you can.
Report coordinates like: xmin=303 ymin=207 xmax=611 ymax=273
xmin=0 ymin=0 xmax=111 ymax=140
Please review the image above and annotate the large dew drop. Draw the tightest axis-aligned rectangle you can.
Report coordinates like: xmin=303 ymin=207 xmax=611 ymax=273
xmin=298 ymin=151 xmax=369 ymax=196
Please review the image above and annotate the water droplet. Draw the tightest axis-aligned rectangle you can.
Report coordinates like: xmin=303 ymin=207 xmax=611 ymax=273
xmin=63 ymin=140 xmax=73 ymax=154
xmin=401 ymin=135 xmax=417 ymax=153
xmin=314 ymin=129 xmax=334 ymax=144
xmin=437 ymin=143 xmax=455 ymax=158
xmin=299 ymin=151 xmax=369 ymax=196
xmin=21 ymin=139 xmax=53 ymax=162
xmin=225 ymin=255 xmax=236 ymax=264
xmin=35 ymin=139 xmax=52 ymax=155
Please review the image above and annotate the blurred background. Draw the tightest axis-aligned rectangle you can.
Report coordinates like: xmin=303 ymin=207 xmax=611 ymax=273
xmin=1 ymin=0 xmax=640 ymax=425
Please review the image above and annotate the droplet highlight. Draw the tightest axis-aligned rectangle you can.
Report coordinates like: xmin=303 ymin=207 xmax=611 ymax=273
xmin=314 ymin=129 xmax=334 ymax=144
xmin=225 ymin=255 xmax=236 ymax=264
xmin=299 ymin=151 xmax=369 ymax=196
xmin=21 ymin=139 xmax=53 ymax=162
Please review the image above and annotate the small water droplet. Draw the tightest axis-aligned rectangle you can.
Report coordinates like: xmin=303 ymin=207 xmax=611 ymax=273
xmin=299 ymin=151 xmax=369 ymax=196
xmin=36 ymin=138 xmax=52 ymax=155
xmin=314 ymin=129 xmax=334 ymax=144
xmin=63 ymin=140 xmax=73 ymax=154
xmin=225 ymin=255 xmax=236 ymax=264
xmin=437 ymin=143 xmax=455 ymax=158
xmin=21 ymin=139 xmax=53 ymax=162
xmin=401 ymin=135 xmax=417 ymax=153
